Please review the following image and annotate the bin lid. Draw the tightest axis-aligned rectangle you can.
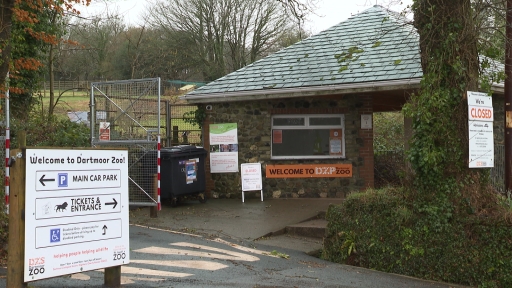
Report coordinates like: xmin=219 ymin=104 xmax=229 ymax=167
xmin=161 ymin=145 xmax=206 ymax=154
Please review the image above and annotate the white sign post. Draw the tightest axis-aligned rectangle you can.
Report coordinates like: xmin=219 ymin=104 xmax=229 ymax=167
xmin=240 ymin=163 xmax=263 ymax=202
xmin=24 ymin=149 xmax=130 ymax=282
xmin=467 ymin=91 xmax=494 ymax=168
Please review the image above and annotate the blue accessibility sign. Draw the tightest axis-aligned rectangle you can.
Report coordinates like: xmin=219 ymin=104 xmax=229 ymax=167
xmin=50 ymin=228 xmax=60 ymax=243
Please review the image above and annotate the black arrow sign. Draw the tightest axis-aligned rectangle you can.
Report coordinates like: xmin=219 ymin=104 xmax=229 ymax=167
xmin=39 ymin=174 xmax=55 ymax=186
xmin=105 ymin=198 xmax=118 ymax=209
xmin=102 ymin=225 xmax=107 ymax=235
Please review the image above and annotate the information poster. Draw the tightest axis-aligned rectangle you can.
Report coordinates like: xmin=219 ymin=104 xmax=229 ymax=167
xmin=329 ymin=129 xmax=343 ymax=155
xmin=468 ymin=122 xmax=494 ymax=168
xmin=241 ymin=163 xmax=262 ymax=191
xmin=272 ymin=130 xmax=282 ymax=144
xmin=24 ymin=149 xmax=130 ymax=282
xmin=99 ymin=122 xmax=110 ymax=141
xmin=209 ymin=123 xmax=239 ymax=173
xmin=467 ymin=91 xmax=494 ymax=168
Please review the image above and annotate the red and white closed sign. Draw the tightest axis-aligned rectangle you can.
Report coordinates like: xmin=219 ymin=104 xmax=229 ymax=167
xmin=468 ymin=105 xmax=493 ymax=122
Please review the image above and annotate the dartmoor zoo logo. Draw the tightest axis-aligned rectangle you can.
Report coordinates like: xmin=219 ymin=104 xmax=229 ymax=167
xmin=28 ymin=256 xmax=46 ymax=277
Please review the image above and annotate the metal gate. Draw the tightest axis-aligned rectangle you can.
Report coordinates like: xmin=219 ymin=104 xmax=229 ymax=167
xmin=90 ymin=78 xmax=163 ymax=206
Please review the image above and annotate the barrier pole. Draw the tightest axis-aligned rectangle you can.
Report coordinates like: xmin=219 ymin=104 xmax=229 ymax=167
xmin=150 ymin=174 xmax=158 ymax=218
xmin=5 ymin=71 xmax=9 ymax=214
xmin=5 ymin=128 xmax=9 ymax=214
xmin=157 ymin=134 xmax=161 ymax=211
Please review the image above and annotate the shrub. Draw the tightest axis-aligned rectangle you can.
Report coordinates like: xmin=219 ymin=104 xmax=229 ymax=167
xmin=322 ymin=187 xmax=512 ymax=287
xmin=11 ymin=113 xmax=90 ymax=148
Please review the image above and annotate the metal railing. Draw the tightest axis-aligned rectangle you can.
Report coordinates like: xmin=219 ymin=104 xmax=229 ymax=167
xmin=492 ymin=145 xmax=505 ymax=193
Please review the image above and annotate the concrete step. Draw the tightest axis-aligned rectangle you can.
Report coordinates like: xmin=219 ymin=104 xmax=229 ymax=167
xmin=285 ymin=218 xmax=327 ymax=239
xmin=258 ymin=211 xmax=328 ymax=240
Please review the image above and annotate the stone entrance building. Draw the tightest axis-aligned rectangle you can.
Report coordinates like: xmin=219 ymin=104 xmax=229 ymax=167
xmin=181 ymin=5 xmax=504 ymax=199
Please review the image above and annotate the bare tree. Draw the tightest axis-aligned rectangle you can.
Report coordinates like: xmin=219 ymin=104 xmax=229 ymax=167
xmin=148 ymin=0 xmax=292 ymax=81
xmin=123 ymin=26 xmax=147 ymax=79
xmin=274 ymin=0 xmax=317 ymax=22
xmin=58 ymin=12 xmax=126 ymax=81
xmin=226 ymin=0 xmax=292 ymax=70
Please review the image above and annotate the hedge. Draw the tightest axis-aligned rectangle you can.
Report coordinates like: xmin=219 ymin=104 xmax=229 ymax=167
xmin=322 ymin=187 xmax=512 ymax=287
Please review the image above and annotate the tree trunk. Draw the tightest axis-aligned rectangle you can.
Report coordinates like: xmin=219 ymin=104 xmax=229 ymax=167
xmin=409 ymin=0 xmax=482 ymax=203
xmin=48 ymin=44 xmax=55 ymax=116
xmin=414 ymin=0 xmax=479 ymax=89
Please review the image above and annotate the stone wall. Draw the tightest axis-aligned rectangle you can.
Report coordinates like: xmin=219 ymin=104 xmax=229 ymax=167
xmin=202 ymin=95 xmax=373 ymax=199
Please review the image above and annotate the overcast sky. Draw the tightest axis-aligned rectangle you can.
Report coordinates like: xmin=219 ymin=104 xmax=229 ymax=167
xmin=79 ymin=0 xmax=413 ymax=33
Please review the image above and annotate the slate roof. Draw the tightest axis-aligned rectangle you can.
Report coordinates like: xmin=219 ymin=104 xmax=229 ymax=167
xmin=182 ymin=5 xmax=423 ymax=102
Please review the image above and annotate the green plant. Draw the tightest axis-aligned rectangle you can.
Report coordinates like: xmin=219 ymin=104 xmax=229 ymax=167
xmin=183 ymin=106 xmax=206 ymax=129
xmin=0 ymin=200 xmax=8 ymax=264
xmin=266 ymin=250 xmax=290 ymax=259
xmin=373 ymin=112 xmax=404 ymax=153
xmin=334 ymin=46 xmax=364 ymax=73
xmin=497 ymin=193 xmax=512 ymax=212
xmin=340 ymin=231 xmax=357 ymax=256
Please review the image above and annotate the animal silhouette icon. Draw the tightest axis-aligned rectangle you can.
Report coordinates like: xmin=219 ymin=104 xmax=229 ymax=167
xmin=55 ymin=202 xmax=68 ymax=212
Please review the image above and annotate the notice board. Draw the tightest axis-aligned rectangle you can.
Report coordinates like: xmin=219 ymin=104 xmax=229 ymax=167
xmin=241 ymin=163 xmax=262 ymax=191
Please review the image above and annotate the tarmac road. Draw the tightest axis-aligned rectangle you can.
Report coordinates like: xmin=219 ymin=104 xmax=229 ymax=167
xmin=0 ymin=198 xmax=470 ymax=287
xmin=5 ymin=224 xmax=466 ymax=288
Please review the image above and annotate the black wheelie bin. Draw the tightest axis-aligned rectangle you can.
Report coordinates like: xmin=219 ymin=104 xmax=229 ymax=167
xmin=160 ymin=145 xmax=207 ymax=206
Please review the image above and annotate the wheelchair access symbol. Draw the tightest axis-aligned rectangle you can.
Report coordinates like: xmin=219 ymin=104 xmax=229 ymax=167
xmin=50 ymin=228 xmax=60 ymax=243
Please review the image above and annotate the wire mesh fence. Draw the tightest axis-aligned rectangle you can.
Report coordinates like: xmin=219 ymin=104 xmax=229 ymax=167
xmin=92 ymin=141 xmax=158 ymax=206
xmin=89 ymin=79 xmax=204 ymax=206
xmin=91 ymin=78 xmax=164 ymax=140
xmin=91 ymin=78 xmax=162 ymax=206
xmin=166 ymin=104 xmax=202 ymax=147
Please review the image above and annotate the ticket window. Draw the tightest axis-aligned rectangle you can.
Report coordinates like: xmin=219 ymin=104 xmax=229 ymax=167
xmin=271 ymin=114 xmax=345 ymax=160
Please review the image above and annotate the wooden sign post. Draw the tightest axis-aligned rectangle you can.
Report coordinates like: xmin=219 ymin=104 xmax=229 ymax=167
xmin=7 ymin=148 xmax=26 ymax=288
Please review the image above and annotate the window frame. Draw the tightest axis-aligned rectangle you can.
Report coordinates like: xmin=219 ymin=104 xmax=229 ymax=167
xmin=271 ymin=114 xmax=346 ymax=160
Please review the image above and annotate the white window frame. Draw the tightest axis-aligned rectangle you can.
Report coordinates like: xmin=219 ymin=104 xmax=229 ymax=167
xmin=271 ymin=114 xmax=345 ymax=160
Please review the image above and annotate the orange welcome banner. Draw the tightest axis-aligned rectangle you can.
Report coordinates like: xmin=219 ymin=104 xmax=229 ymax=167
xmin=265 ymin=164 xmax=352 ymax=178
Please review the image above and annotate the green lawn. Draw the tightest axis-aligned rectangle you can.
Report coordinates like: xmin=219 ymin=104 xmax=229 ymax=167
xmin=38 ymin=89 xmax=90 ymax=115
